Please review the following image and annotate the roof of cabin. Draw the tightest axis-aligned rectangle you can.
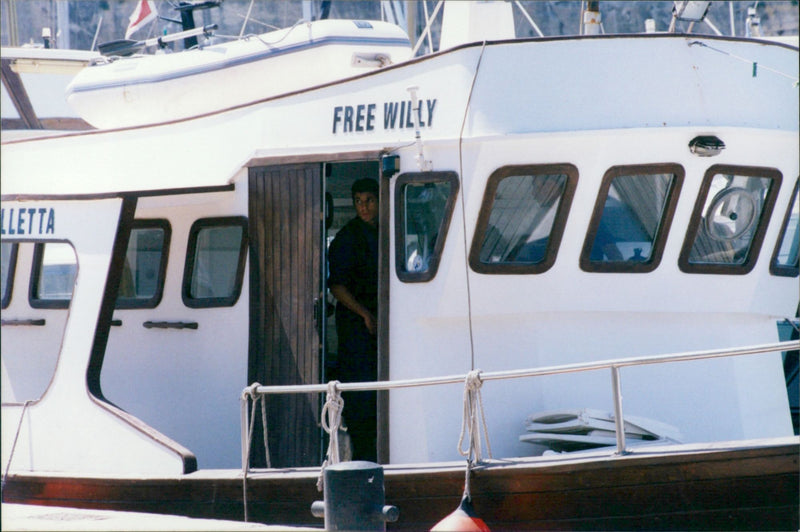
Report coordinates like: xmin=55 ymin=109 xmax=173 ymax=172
xmin=1 ymin=34 xmax=797 ymax=199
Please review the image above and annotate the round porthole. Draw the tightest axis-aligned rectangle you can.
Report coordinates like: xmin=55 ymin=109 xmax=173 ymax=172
xmin=704 ymin=187 xmax=758 ymax=241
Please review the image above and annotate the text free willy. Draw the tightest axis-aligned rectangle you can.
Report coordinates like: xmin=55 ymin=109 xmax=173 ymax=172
xmin=332 ymin=99 xmax=437 ymax=134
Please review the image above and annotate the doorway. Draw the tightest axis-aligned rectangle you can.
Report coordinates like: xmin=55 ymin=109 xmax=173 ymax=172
xmin=247 ymin=159 xmax=386 ymax=467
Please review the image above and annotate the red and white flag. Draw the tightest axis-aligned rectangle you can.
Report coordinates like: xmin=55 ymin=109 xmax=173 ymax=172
xmin=125 ymin=1 xmax=158 ymax=39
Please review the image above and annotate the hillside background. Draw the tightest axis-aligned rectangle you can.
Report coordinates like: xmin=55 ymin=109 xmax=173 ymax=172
xmin=1 ymin=0 xmax=798 ymax=53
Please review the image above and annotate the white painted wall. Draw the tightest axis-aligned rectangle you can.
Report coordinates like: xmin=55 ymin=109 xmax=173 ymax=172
xmin=387 ymin=127 xmax=796 ymax=463
xmin=101 ymin=187 xmax=250 ymax=469
xmin=1 ymin=199 xmax=188 ymax=475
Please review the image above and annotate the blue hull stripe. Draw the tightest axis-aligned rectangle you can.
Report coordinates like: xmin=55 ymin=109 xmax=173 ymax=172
xmin=68 ymin=35 xmax=411 ymax=94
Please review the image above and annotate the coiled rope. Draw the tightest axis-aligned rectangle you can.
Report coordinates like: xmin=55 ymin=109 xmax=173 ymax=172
xmin=317 ymin=380 xmax=345 ymax=492
xmin=457 ymin=370 xmax=492 ymax=500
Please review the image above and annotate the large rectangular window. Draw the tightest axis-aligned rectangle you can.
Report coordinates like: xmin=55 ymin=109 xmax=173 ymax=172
xmin=182 ymin=217 xmax=248 ymax=308
xmin=395 ymin=172 xmax=459 ymax=282
xmin=469 ymin=164 xmax=577 ymax=274
xmin=770 ymin=178 xmax=799 ymax=277
xmin=29 ymin=242 xmax=78 ymax=309
xmin=116 ymin=219 xmax=171 ymax=308
xmin=580 ymin=164 xmax=683 ymax=273
xmin=679 ymin=165 xmax=781 ymax=274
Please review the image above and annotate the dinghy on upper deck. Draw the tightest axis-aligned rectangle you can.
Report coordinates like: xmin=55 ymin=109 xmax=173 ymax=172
xmin=65 ymin=18 xmax=412 ymax=129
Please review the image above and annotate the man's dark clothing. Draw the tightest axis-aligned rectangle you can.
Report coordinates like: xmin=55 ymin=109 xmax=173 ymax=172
xmin=328 ymin=216 xmax=378 ymax=461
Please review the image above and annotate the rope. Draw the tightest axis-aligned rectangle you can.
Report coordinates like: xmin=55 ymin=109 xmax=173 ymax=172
xmin=317 ymin=381 xmax=345 ymax=491
xmin=241 ymin=383 xmax=271 ymax=521
xmin=688 ymin=40 xmax=799 ymax=86
xmin=2 ymin=400 xmax=33 ymax=496
xmin=457 ymin=370 xmax=492 ymax=500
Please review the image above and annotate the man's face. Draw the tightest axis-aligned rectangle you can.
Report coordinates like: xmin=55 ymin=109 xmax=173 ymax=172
xmin=354 ymin=191 xmax=378 ymax=226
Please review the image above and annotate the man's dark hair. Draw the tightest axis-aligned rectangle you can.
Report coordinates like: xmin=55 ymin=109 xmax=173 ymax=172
xmin=351 ymin=178 xmax=379 ymax=199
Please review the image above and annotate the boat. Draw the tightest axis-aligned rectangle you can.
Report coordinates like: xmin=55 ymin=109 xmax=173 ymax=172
xmin=65 ymin=15 xmax=413 ymax=129
xmin=1 ymin=0 xmax=798 ymax=529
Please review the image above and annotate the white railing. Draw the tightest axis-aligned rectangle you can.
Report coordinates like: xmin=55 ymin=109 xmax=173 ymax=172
xmin=240 ymin=340 xmax=797 ymax=467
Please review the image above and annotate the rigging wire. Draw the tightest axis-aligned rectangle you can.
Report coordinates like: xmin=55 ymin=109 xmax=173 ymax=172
xmin=239 ymin=0 xmax=255 ymax=39
xmin=456 ymin=41 xmax=487 ymax=371
xmin=689 ymin=40 xmax=800 ymax=85
xmin=412 ymin=0 xmax=444 ymax=56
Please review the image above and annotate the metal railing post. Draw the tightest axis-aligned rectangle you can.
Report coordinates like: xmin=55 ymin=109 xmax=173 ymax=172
xmin=240 ymin=393 xmax=250 ymax=521
xmin=611 ymin=366 xmax=627 ymax=455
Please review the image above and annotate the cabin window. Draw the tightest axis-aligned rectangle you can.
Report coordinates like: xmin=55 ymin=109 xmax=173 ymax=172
xmin=580 ymin=164 xmax=683 ymax=273
xmin=29 ymin=242 xmax=77 ymax=309
xmin=770 ymin=178 xmax=799 ymax=277
xmin=395 ymin=172 xmax=459 ymax=282
xmin=2 ymin=242 xmax=18 ymax=309
xmin=469 ymin=164 xmax=578 ymax=274
xmin=182 ymin=217 xmax=248 ymax=308
xmin=679 ymin=165 xmax=782 ymax=274
xmin=116 ymin=219 xmax=171 ymax=308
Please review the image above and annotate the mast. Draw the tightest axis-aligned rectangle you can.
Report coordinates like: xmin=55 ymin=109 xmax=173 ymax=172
xmin=582 ymin=1 xmax=602 ymax=35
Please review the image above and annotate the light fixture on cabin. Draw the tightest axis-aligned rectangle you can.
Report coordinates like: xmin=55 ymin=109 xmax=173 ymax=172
xmin=382 ymin=155 xmax=400 ymax=178
xmin=688 ymin=135 xmax=725 ymax=157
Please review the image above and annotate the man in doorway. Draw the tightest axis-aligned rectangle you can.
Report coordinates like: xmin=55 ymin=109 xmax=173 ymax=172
xmin=328 ymin=178 xmax=379 ymax=462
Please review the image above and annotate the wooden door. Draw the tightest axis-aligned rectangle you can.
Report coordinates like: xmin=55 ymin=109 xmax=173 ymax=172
xmin=248 ymin=164 xmax=323 ymax=467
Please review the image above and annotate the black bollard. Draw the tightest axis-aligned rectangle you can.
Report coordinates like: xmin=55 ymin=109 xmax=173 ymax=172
xmin=311 ymin=461 xmax=399 ymax=531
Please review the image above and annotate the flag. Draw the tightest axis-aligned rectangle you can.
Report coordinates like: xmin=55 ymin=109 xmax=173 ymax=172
xmin=125 ymin=1 xmax=158 ymax=39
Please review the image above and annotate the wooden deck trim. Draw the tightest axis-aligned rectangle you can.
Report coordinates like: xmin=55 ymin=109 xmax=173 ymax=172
xmin=2 ymin=439 xmax=797 ymax=530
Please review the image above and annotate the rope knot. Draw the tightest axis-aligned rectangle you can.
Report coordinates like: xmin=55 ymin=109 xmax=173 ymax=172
xmin=317 ymin=380 xmax=345 ymax=491
xmin=457 ymin=369 xmax=492 ymax=464
xmin=243 ymin=382 xmax=261 ymax=400
xmin=465 ymin=370 xmax=483 ymax=392
xmin=320 ymin=380 xmax=344 ymax=436
xmin=457 ymin=370 xmax=492 ymax=500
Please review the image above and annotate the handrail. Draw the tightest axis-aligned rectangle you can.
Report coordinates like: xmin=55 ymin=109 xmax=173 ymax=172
xmin=248 ymin=340 xmax=796 ymax=395
xmin=242 ymin=340 xmax=796 ymax=453
xmin=239 ymin=339 xmax=797 ymax=519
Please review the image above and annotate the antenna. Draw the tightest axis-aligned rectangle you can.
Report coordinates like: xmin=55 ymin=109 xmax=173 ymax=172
xmin=407 ymin=86 xmax=432 ymax=172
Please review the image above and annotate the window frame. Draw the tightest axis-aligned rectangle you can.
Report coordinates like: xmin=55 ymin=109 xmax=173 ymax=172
xmin=580 ymin=163 xmax=684 ymax=274
xmin=115 ymin=219 xmax=172 ymax=309
xmin=2 ymin=242 xmax=18 ymax=309
xmin=181 ymin=216 xmax=248 ymax=308
xmin=29 ymin=241 xmax=77 ymax=310
xmin=770 ymin=177 xmax=799 ymax=277
xmin=678 ymin=164 xmax=782 ymax=275
xmin=468 ymin=164 xmax=578 ymax=275
xmin=394 ymin=171 xmax=460 ymax=283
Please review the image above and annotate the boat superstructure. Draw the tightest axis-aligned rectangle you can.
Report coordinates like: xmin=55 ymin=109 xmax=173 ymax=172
xmin=1 ymin=1 xmax=798 ymax=529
